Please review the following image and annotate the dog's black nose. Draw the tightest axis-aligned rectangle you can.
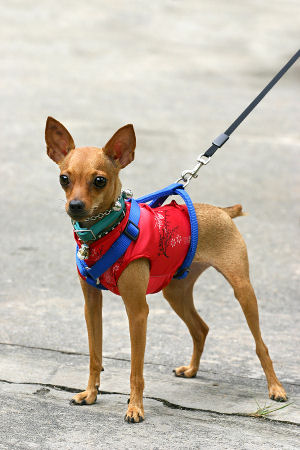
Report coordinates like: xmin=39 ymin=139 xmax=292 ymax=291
xmin=69 ymin=199 xmax=85 ymax=212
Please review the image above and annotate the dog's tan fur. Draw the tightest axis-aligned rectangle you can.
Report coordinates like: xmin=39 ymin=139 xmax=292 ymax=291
xmin=45 ymin=117 xmax=287 ymax=423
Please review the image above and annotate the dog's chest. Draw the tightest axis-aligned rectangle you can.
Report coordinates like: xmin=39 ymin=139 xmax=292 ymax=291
xmin=78 ymin=201 xmax=191 ymax=295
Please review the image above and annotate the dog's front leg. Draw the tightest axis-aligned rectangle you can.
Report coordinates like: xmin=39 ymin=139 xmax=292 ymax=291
xmin=118 ymin=259 xmax=150 ymax=423
xmin=71 ymin=276 xmax=102 ymax=406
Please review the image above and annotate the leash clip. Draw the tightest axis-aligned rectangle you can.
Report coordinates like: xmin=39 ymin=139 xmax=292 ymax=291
xmin=177 ymin=153 xmax=211 ymax=187
xmin=197 ymin=154 xmax=211 ymax=165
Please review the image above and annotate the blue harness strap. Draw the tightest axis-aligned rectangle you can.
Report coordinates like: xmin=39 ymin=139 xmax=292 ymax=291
xmin=172 ymin=187 xmax=198 ymax=279
xmin=76 ymin=183 xmax=198 ymax=289
xmin=136 ymin=182 xmax=181 ymax=207
xmin=136 ymin=183 xmax=198 ymax=279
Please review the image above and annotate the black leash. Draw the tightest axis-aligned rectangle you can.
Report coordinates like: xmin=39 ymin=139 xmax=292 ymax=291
xmin=178 ymin=50 xmax=300 ymax=186
xmin=205 ymin=49 xmax=300 ymax=158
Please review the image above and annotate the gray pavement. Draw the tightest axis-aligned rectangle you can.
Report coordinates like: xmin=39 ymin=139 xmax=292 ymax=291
xmin=0 ymin=1 xmax=300 ymax=448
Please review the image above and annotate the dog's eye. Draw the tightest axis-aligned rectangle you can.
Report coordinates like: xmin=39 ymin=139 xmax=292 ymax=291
xmin=60 ymin=174 xmax=70 ymax=186
xmin=93 ymin=176 xmax=107 ymax=188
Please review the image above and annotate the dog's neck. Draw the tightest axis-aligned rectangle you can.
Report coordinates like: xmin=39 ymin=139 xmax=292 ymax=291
xmin=73 ymin=188 xmax=133 ymax=243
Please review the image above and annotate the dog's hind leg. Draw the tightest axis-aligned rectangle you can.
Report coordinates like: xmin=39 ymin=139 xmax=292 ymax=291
xmin=212 ymin=238 xmax=287 ymax=402
xmin=163 ymin=262 xmax=210 ymax=378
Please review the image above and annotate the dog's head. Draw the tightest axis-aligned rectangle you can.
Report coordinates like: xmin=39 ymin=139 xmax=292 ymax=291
xmin=45 ymin=117 xmax=136 ymax=222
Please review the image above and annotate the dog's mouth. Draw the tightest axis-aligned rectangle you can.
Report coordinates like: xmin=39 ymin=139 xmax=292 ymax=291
xmin=67 ymin=206 xmax=90 ymax=222
xmin=67 ymin=210 xmax=89 ymax=222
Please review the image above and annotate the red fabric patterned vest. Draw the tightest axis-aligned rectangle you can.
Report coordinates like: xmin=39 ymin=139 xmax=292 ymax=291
xmin=76 ymin=200 xmax=191 ymax=295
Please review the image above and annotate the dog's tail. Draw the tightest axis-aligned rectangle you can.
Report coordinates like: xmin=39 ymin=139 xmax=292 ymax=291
xmin=220 ymin=204 xmax=246 ymax=219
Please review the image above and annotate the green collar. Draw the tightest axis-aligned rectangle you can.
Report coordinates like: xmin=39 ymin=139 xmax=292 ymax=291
xmin=73 ymin=194 xmax=126 ymax=243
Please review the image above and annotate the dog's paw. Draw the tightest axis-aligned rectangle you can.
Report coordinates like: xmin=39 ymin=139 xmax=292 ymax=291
xmin=269 ymin=384 xmax=288 ymax=402
xmin=124 ymin=405 xmax=144 ymax=423
xmin=70 ymin=389 xmax=98 ymax=406
xmin=173 ymin=365 xmax=197 ymax=378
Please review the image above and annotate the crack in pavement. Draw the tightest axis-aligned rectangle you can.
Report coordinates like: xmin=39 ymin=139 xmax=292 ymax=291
xmin=0 ymin=341 xmax=90 ymax=357
xmin=1 ymin=341 xmax=300 ymax=386
xmin=0 ymin=379 xmax=298 ymax=427
xmin=0 ymin=341 xmax=155 ymax=366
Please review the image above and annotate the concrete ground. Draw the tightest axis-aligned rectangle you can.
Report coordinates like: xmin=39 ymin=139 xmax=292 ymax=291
xmin=0 ymin=1 xmax=299 ymax=448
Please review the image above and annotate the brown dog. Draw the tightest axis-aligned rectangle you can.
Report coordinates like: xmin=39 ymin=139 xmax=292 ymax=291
xmin=45 ymin=117 xmax=287 ymax=423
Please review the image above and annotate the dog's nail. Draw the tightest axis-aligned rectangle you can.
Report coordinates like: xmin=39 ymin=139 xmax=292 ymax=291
xmin=101 ymin=367 xmax=104 ymax=372
xmin=270 ymin=395 xmax=275 ymax=400
xmin=130 ymin=417 xmax=135 ymax=423
xmin=127 ymin=398 xmax=130 ymax=404
xmin=70 ymin=399 xmax=82 ymax=406
xmin=174 ymin=371 xmax=184 ymax=378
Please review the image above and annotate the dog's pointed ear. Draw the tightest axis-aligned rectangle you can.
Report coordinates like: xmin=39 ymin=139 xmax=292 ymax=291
xmin=103 ymin=124 xmax=136 ymax=169
xmin=45 ymin=117 xmax=75 ymax=164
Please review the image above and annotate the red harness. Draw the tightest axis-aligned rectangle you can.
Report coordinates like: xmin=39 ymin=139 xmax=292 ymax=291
xmin=76 ymin=200 xmax=191 ymax=295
